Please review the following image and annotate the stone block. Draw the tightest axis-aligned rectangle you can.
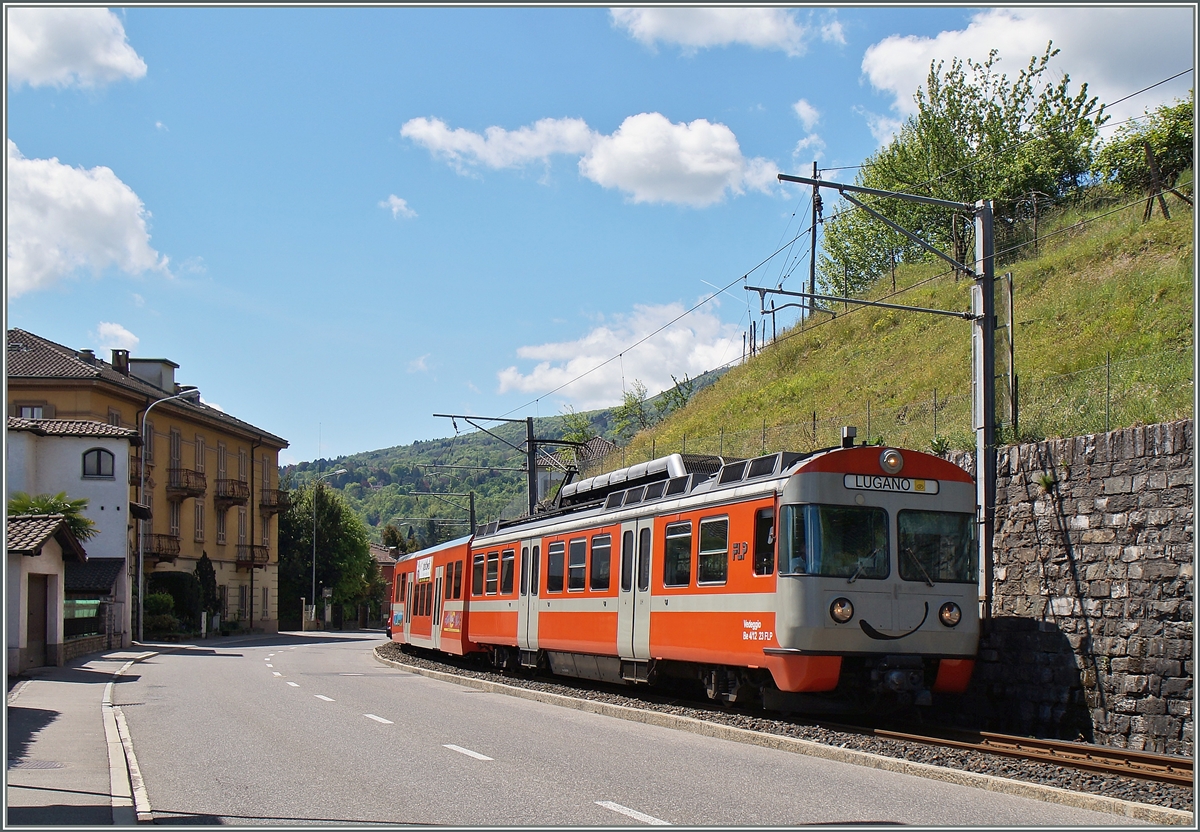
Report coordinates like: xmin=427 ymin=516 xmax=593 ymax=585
xmin=1081 ymin=529 xmax=1116 ymax=544
xmin=1103 ymin=476 xmax=1133 ymax=495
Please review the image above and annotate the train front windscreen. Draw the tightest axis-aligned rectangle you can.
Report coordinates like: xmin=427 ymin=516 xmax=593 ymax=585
xmin=776 ymin=504 xmax=976 ymax=583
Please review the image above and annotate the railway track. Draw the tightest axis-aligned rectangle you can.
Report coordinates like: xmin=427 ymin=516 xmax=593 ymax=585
xmin=866 ymin=726 xmax=1194 ymax=788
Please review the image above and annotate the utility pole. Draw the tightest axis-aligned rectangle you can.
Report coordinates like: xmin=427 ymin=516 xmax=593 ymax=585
xmin=809 ymin=161 xmax=820 ymax=315
xmin=769 ymin=172 xmax=998 ymax=622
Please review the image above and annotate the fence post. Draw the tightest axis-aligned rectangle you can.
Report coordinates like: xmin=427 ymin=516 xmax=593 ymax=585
xmin=933 ymin=388 xmax=937 ymax=438
xmin=1106 ymin=351 xmax=1111 ymax=432
xmin=762 ymin=419 xmax=766 ymax=455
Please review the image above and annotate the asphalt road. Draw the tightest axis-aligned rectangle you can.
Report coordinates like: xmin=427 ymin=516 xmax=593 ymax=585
xmin=114 ymin=631 xmax=1145 ymax=826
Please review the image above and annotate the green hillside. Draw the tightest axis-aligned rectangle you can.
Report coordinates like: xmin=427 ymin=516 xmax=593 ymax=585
xmin=287 ymin=189 xmax=1192 ymax=543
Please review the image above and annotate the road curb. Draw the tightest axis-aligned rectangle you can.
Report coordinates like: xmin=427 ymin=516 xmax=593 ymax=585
xmin=373 ymin=647 xmax=1193 ymax=826
xmin=107 ymin=653 xmax=158 ymax=824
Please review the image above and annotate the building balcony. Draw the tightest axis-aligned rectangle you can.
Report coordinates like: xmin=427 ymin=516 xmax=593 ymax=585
xmin=166 ymin=468 xmax=207 ymax=501
xmin=130 ymin=456 xmax=153 ymax=487
xmin=236 ymin=544 xmax=269 ymax=570
xmin=260 ymin=488 xmax=291 ymax=516
xmin=142 ymin=533 xmax=181 ymax=564
xmin=214 ymin=478 xmax=250 ymax=508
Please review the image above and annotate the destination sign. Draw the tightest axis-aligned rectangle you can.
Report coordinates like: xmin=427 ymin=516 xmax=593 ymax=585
xmin=844 ymin=474 xmax=939 ymax=495
xmin=417 ymin=557 xmax=432 ymax=581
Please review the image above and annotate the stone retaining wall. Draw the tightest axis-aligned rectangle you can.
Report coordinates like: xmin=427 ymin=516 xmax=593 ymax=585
xmin=943 ymin=419 xmax=1193 ymax=755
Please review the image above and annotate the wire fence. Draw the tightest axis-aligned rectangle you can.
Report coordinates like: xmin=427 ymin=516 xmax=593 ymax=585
xmin=575 ymin=348 xmax=1191 ymax=480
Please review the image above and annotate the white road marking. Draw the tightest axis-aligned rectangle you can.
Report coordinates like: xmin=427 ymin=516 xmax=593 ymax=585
xmin=339 ymin=673 xmax=363 ymax=676
xmin=443 ymin=744 xmax=492 ymax=761
xmin=595 ymin=801 xmax=669 ymax=825
xmin=315 ymin=695 xmax=334 ymax=702
xmin=364 ymin=714 xmax=393 ymax=724
xmin=272 ymin=672 xmax=282 ymax=677
xmin=266 ymin=664 xmax=273 ymax=668
xmin=287 ymin=682 xmax=300 ymax=687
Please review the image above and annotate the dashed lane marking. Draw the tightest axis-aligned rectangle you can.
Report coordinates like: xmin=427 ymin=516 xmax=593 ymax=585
xmin=443 ymin=744 xmax=492 ymax=761
xmin=315 ymin=695 xmax=334 ymax=702
xmin=272 ymin=672 xmax=282 ymax=677
xmin=266 ymin=664 xmax=273 ymax=668
xmin=287 ymin=682 xmax=300 ymax=687
xmin=364 ymin=714 xmax=393 ymax=724
xmin=595 ymin=801 xmax=669 ymax=826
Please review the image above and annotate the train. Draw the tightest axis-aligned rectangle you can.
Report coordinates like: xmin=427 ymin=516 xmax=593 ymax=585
xmin=389 ymin=427 xmax=979 ymax=712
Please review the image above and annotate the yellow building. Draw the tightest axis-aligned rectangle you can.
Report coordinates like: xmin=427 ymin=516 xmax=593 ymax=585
xmin=7 ymin=328 xmax=289 ymax=633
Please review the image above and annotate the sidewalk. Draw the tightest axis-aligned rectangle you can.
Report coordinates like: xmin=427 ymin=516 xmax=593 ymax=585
xmin=6 ymin=648 xmax=157 ymax=826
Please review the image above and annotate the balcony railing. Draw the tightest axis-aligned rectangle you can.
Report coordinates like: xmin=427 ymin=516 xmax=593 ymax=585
xmin=214 ymin=478 xmax=250 ymax=507
xmin=260 ymin=488 xmax=291 ymax=515
xmin=130 ymin=456 xmax=153 ymax=487
xmin=142 ymin=533 xmax=181 ymax=563
xmin=166 ymin=468 xmax=207 ymax=500
xmin=236 ymin=544 xmax=269 ymax=570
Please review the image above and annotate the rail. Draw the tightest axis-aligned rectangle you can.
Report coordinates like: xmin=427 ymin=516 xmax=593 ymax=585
xmin=871 ymin=726 xmax=1194 ymax=787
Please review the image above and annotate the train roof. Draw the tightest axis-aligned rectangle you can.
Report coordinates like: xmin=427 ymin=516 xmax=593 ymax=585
xmin=393 ymin=533 xmax=472 ymax=565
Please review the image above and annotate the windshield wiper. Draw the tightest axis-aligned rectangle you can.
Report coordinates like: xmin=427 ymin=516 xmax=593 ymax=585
xmin=847 ymin=548 xmax=881 ymax=584
xmin=904 ymin=547 xmax=935 ymax=587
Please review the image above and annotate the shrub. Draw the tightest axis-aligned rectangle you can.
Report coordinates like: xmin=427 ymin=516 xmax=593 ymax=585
xmin=145 ymin=613 xmax=179 ymax=634
xmin=144 ymin=592 xmax=174 ymax=616
xmin=148 ymin=572 xmax=202 ymax=629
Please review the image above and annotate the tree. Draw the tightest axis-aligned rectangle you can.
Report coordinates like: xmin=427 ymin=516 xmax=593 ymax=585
xmin=7 ymin=491 xmax=98 ymax=541
xmin=613 ymin=380 xmax=653 ymax=439
xmin=380 ymin=523 xmax=409 ymax=555
xmin=560 ymin=405 xmax=597 ymax=444
xmin=194 ymin=552 xmax=220 ymax=617
xmin=277 ymin=481 xmax=373 ymax=626
xmin=654 ymin=374 xmax=696 ymax=421
xmin=819 ymin=43 xmax=1105 ymax=295
xmin=1094 ymin=95 xmax=1194 ymax=194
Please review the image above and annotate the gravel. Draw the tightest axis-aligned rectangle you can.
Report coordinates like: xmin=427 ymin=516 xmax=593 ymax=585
xmin=375 ymin=641 xmax=1193 ymax=814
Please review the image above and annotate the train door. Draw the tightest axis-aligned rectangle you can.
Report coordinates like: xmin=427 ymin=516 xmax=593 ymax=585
xmin=517 ymin=538 xmax=540 ymax=651
xmin=402 ymin=573 xmax=415 ymax=642
xmin=617 ymin=519 xmax=653 ymax=660
xmin=431 ymin=566 xmax=444 ymax=650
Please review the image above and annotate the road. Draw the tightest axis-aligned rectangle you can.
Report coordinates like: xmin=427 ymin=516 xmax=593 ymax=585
xmin=114 ymin=631 xmax=1145 ymax=826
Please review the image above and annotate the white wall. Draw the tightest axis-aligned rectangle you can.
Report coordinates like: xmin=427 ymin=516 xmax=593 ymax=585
xmin=7 ymin=541 xmax=65 ymax=671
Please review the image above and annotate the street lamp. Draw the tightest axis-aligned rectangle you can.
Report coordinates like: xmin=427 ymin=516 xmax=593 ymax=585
xmin=138 ymin=387 xmax=201 ymax=643
xmin=311 ymin=467 xmax=347 ymax=623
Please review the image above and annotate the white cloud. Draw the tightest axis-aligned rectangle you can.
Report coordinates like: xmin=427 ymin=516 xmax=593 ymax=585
xmin=200 ymin=399 xmax=225 ymax=413
xmin=131 ymin=293 xmax=145 ymax=307
xmin=497 ymin=302 xmax=743 ymax=410
xmin=6 ymin=140 xmax=169 ymax=297
xmin=408 ymin=354 xmax=430 ymax=373
xmin=380 ymin=194 xmax=417 ymax=220
xmin=581 ymin=113 xmax=777 ymax=206
xmin=91 ymin=321 xmax=139 ymax=352
xmin=610 ymin=8 xmax=811 ymax=57
xmin=792 ymin=99 xmax=821 ymax=131
xmin=862 ymin=7 xmax=1194 ymax=131
xmin=155 ymin=121 xmax=167 ymax=131
xmin=405 ymin=112 xmax=777 ymax=207
xmin=792 ymin=134 xmax=827 ymax=162
xmin=820 ymin=18 xmax=846 ymax=46
xmin=401 ymin=116 xmax=594 ymax=170
xmin=7 ymin=7 xmax=147 ymax=89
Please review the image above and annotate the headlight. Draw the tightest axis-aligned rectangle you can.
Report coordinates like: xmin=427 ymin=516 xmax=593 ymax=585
xmin=830 ymin=597 xmax=854 ymax=624
xmin=880 ymin=448 xmax=904 ymax=474
xmin=939 ymin=601 xmax=962 ymax=627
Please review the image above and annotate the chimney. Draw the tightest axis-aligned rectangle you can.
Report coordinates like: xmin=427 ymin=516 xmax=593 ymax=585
xmin=77 ymin=349 xmax=96 ymax=364
xmin=112 ymin=349 xmax=130 ymax=375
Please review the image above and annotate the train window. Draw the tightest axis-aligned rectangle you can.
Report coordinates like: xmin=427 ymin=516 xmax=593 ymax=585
xmin=486 ymin=552 xmax=499 ymax=595
xmin=665 ymin=476 xmax=689 ymax=497
xmin=424 ymin=583 xmax=432 ymax=617
xmin=620 ymin=530 xmax=634 ymax=592
xmin=644 ymin=481 xmax=667 ymax=501
xmin=590 ymin=535 xmax=611 ymax=591
xmin=501 ymin=549 xmax=516 ymax=594
xmin=397 ymin=577 xmax=405 ymax=603
xmin=547 ymin=542 xmax=565 ymax=592
xmin=623 ymin=486 xmax=645 ymax=506
xmin=898 ymin=510 xmax=977 ymax=584
xmin=605 ymin=493 xmax=624 ymax=510
xmin=472 ymin=554 xmax=485 ymax=596
xmin=753 ymin=508 xmax=776 ymax=575
xmin=453 ymin=560 xmax=463 ymax=599
xmin=568 ymin=539 xmax=587 ymax=591
xmin=697 ymin=517 xmax=728 ymax=585
xmin=444 ymin=569 xmax=452 ymax=600
xmin=531 ymin=545 xmax=540 ymax=596
xmin=663 ymin=522 xmax=692 ymax=587
xmin=520 ymin=547 xmax=529 ymax=596
xmin=637 ymin=528 xmax=651 ymax=591
xmin=779 ymin=504 xmax=888 ymax=579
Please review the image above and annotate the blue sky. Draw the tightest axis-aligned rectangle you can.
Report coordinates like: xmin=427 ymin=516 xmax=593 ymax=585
xmin=5 ymin=6 xmax=1194 ymax=464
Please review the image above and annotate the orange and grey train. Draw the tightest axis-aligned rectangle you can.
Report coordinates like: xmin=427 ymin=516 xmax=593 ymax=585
xmin=391 ymin=429 xmax=979 ymax=711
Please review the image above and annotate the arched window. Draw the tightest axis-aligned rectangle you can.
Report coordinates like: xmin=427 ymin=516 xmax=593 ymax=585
xmin=83 ymin=448 xmax=115 ymax=478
